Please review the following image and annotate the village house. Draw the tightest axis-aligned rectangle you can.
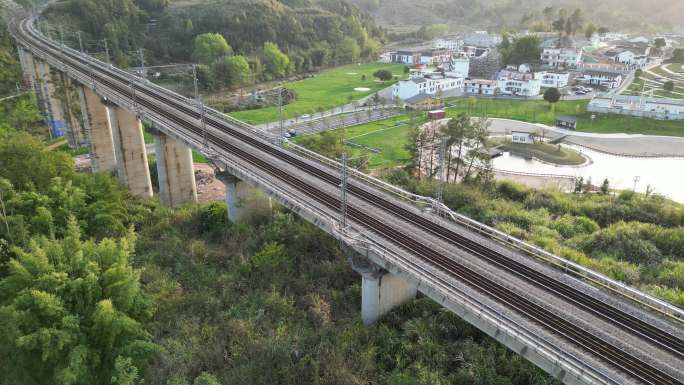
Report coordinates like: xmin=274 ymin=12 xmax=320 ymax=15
xmin=577 ymin=70 xmax=623 ymax=89
xmin=389 ymin=50 xmax=421 ymax=64
xmin=465 ymin=79 xmax=498 ymax=95
xmin=536 ymin=71 xmax=570 ymax=88
xmin=588 ymin=95 xmax=684 ymax=120
xmin=496 ymin=65 xmax=542 ymax=97
xmin=403 ymin=93 xmax=444 ymax=111
xmin=448 ymin=56 xmax=470 ymax=78
xmin=463 ymin=31 xmax=502 ymax=48
xmin=540 ymin=48 xmax=583 ymax=68
xmin=604 ymin=48 xmax=648 ymax=68
xmin=392 ymin=72 xmax=464 ymax=100
xmin=432 ymin=37 xmax=463 ymax=52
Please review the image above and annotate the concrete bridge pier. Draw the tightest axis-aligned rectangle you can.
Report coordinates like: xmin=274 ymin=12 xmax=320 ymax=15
xmin=34 ymin=59 xmax=68 ymax=139
xmin=151 ymin=127 xmax=197 ymax=207
xmin=215 ymin=171 xmax=272 ymax=223
xmin=17 ymin=50 xmax=49 ymax=125
xmin=79 ymin=86 xmax=117 ymax=172
xmin=216 ymin=171 xmax=244 ymax=223
xmin=349 ymin=252 xmax=417 ymax=325
xmin=109 ymin=106 xmax=153 ymax=198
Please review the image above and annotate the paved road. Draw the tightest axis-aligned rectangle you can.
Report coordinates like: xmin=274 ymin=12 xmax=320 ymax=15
xmin=486 ymin=118 xmax=684 ymax=157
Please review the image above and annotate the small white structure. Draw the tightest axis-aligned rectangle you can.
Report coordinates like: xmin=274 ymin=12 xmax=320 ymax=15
xmin=578 ymin=70 xmax=623 ymax=89
xmin=588 ymin=95 xmax=684 ymax=120
xmin=536 ymin=71 xmax=570 ymax=88
xmin=465 ymin=79 xmax=497 ymax=95
xmin=540 ymin=48 xmax=583 ymax=68
xmin=511 ymin=131 xmax=534 ymax=144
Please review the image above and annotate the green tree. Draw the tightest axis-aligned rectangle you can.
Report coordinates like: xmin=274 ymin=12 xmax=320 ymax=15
xmin=543 ymin=87 xmax=561 ymax=109
xmin=672 ymin=48 xmax=684 ymax=64
xmin=654 ymin=38 xmax=666 ymax=49
xmin=0 ymin=131 xmax=73 ymax=191
xmin=192 ymin=372 xmax=220 ymax=385
xmin=216 ymin=55 xmax=251 ymax=89
xmin=663 ymin=81 xmax=675 ymax=92
xmin=601 ymin=178 xmax=610 ymax=194
xmin=192 ymin=33 xmax=232 ymax=65
xmin=373 ymin=69 xmax=393 ymax=82
xmin=634 ymin=69 xmax=643 ymax=79
xmin=584 ymin=23 xmax=597 ymax=39
xmin=0 ymin=219 xmax=160 ymax=385
xmin=500 ymin=35 xmax=542 ymax=65
xmin=262 ymin=42 xmax=290 ymax=79
xmin=337 ymin=37 xmax=361 ymax=64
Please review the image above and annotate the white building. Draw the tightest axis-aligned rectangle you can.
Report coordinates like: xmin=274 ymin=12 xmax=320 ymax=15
xmin=588 ymin=95 xmax=684 ymax=120
xmin=540 ymin=48 xmax=583 ymax=68
xmin=433 ymin=38 xmax=463 ymax=52
xmin=535 ymin=71 xmax=570 ymax=88
xmin=389 ymin=50 xmax=421 ymax=64
xmin=496 ymin=65 xmax=542 ymax=97
xmin=393 ymin=73 xmax=464 ymax=100
xmin=465 ymin=79 xmax=497 ymax=95
xmin=448 ymin=56 xmax=470 ymax=78
xmin=605 ymin=49 xmax=649 ymax=68
xmin=511 ymin=131 xmax=534 ymax=144
xmin=463 ymin=31 xmax=502 ymax=48
xmin=578 ymin=70 xmax=623 ymax=89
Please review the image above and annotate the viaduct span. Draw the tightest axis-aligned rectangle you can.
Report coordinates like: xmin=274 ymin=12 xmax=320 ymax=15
xmin=7 ymin=6 xmax=684 ymax=385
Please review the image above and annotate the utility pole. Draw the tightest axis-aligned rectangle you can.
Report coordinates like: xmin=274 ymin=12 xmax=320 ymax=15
xmin=436 ymin=136 xmax=447 ymax=203
xmin=77 ymin=31 xmax=84 ymax=53
xmin=103 ymin=39 xmax=110 ymax=64
xmin=278 ymin=87 xmax=284 ymax=143
xmin=192 ymin=64 xmax=199 ymax=102
xmin=58 ymin=25 xmax=64 ymax=47
xmin=138 ymin=48 xmax=146 ymax=79
xmin=340 ymin=152 xmax=348 ymax=229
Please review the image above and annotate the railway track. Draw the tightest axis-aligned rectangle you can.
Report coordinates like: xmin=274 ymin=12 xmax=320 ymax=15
xmin=13 ymin=16 xmax=684 ymax=385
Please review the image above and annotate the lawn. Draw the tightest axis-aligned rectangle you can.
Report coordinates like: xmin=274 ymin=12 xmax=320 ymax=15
xmin=444 ymin=97 xmax=684 ymax=137
xmin=294 ymin=114 xmax=423 ymax=169
xmin=496 ymin=141 xmax=586 ymax=165
xmin=229 ymin=63 xmax=405 ymax=125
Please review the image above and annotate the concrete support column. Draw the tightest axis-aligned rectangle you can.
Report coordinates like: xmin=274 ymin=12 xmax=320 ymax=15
xmin=35 ymin=60 xmax=69 ymax=139
xmin=62 ymin=76 xmax=87 ymax=147
xmin=79 ymin=86 xmax=117 ymax=172
xmin=153 ymin=130 xmax=197 ymax=207
xmin=216 ymin=171 xmax=243 ymax=223
xmin=215 ymin=171 xmax=272 ymax=223
xmin=17 ymin=50 xmax=49 ymax=127
xmin=109 ymin=106 xmax=153 ymax=197
xmin=350 ymin=253 xmax=417 ymax=325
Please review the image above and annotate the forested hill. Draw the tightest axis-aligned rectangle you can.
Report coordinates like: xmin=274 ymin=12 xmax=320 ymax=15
xmin=44 ymin=0 xmax=383 ymax=73
xmin=351 ymin=0 xmax=684 ymax=32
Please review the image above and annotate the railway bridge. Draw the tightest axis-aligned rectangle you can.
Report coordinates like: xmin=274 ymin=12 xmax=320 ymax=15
xmin=7 ymin=5 xmax=684 ymax=385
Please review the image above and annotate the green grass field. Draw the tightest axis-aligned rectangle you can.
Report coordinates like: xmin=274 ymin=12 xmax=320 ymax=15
xmin=229 ymin=63 xmax=405 ymax=125
xmin=497 ymin=141 xmax=586 ymax=165
xmin=444 ymin=98 xmax=684 ymax=136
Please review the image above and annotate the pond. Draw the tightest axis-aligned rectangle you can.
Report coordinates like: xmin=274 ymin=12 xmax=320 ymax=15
xmin=492 ymin=144 xmax=684 ymax=203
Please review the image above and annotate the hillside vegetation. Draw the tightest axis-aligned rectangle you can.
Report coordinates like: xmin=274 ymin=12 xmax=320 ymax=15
xmin=44 ymin=0 xmax=384 ymax=76
xmin=351 ymin=0 xmax=684 ymax=32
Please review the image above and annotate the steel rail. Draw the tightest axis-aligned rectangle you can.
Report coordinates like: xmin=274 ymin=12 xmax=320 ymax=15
xmin=18 ymin=13 xmax=684 ymax=361
xmin=12 ymin=15 xmax=684 ymax=385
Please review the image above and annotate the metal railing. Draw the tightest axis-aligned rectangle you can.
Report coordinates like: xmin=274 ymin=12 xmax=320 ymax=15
xmin=16 ymin=8 xmax=684 ymax=323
